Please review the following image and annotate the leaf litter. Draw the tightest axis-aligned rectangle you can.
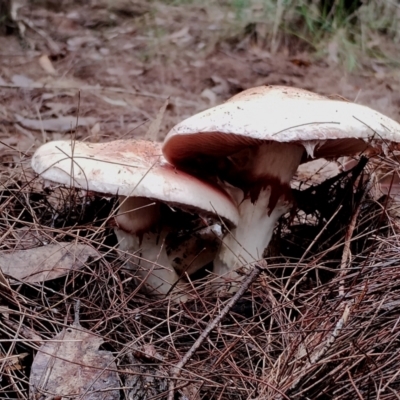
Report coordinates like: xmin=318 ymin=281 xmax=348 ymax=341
xmin=29 ymin=302 xmax=119 ymax=400
xmin=0 ymin=242 xmax=98 ymax=283
xmin=15 ymin=114 xmax=96 ymax=132
xmin=2 ymin=1 xmax=400 ymax=399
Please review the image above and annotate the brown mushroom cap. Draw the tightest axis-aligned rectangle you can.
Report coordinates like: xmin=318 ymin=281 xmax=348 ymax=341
xmin=162 ymin=85 xmax=400 ymax=168
xmin=31 ymin=139 xmax=239 ymax=227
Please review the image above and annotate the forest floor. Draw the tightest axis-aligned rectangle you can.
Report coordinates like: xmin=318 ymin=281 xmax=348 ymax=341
xmin=1 ymin=1 xmax=400 ymax=399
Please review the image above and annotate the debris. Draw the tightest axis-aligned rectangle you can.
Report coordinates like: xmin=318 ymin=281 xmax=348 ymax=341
xmin=200 ymin=88 xmax=217 ymax=105
xmin=294 ymin=159 xmax=342 ymax=189
xmin=91 ymin=122 xmax=101 ymax=141
xmin=15 ymin=114 xmax=96 ymax=132
xmin=3 ymin=319 xmax=43 ymax=345
xmin=144 ymin=98 xmax=169 ymax=141
xmin=124 ymin=347 xmax=167 ymax=400
xmin=38 ymin=54 xmax=57 ymax=75
xmin=167 ymin=262 xmax=267 ymax=400
xmin=3 ymin=226 xmax=49 ymax=250
xmin=0 ymin=242 xmax=98 ymax=283
xmin=11 ymin=74 xmax=34 ymax=87
xmin=99 ymin=95 xmax=128 ymax=107
xmin=30 ymin=303 xmax=119 ymax=400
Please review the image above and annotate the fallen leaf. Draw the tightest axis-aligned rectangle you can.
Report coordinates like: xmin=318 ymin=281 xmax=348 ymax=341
xmin=0 ymin=268 xmax=11 ymax=294
xmin=91 ymin=122 xmax=101 ymax=141
xmin=142 ymin=344 xmax=164 ymax=362
xmin=294 ymin=159 xmax=341 ymax=189
xmin=190 ymin=60 xmax=205 ymax=68
xmin=124 ymin=350 xmax=167 ymax=400
xmin=1 ymin=353 xmax=29 ymax=371
xmin=107 ymin=0 xmax=148 ymax=17
xmin=169 ymin=26 xmax=192 ymax=46
xmin=39 ymin=54 xmax=57 ymax=75
xmin=67 ymin=36 xmax=102 ymax=51
xmin=30 ymin=323 xmax=119 ymax=400
xmin=144 ymin=99 xmax=169 ymax=141
xmin=106 ymin=67 xmax=125 ymax=76
xmin=290 ymin=58 xmax=311 ymax=68
xmin=11 ymin=74 xmax=34 ymax=87
xmin=41 ymin=101 xmax=75 ymax=117
xmin=200 ymin=88 xmax=217 ymax=105
xmin=15 ymin=114 xmax=96 ymax=132
xmin=100 ymin=95 xmax=128 ymax=107
xmin=210 ymin=75 xmax=229 ymax=95
xmin=4 ymin=226 xmax=49 ymax=250
xmin=129 ymin=68 xmax=144 ymax=76
xmin=0 ymin=306 xmax=10 ymax=318
xmin=0 ymin=242 xmax=98 ymax=283
xmin=41 ymin=91 xmax=75 ymax=101
xmin=3 ymin=319 xmax=43 ymax=344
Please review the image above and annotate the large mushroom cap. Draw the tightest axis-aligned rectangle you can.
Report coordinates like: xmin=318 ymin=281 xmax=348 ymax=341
xmin=32 ymin=139 xmax=239 ymax=227
xmin=163 ymin=85 xmax=400 ymax=167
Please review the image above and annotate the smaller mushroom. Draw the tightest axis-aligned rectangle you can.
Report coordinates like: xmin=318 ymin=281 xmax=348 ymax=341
xmin=31 ymin=139 xmax=239 ymax=301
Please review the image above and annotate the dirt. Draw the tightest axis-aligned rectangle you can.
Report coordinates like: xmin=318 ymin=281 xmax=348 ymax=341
xmin=1 ymin=0 xmax=400 ymax=164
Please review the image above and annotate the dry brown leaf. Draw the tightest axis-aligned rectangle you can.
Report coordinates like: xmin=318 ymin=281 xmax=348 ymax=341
xmin=15 ymin=114 xmax=96 ymax=132
xmin=4 ymin=226 xmax=49 ymax=250
xmin=169 ymin=26 xmax=192 ymax=46
xmin=200 ymin=88 xmax=217 ymax=105
xmin=11 ymin=74 xmax=34 ymax=87
xmin=142 ymin=344 xmax=164 ymax=361
xmin=0 ymin=306 xmax=10 ymax=318
xmin=29 ymin=323 xmax=119 ymax=400
xmin=0 ymin=268 xmax=12 ymax=294
xmin=106 ymin=67 xmax=125 ymax=76
xmin=293 ymin=159 xmax=341 ymax=189
xmin=210 ymin=75 xmax=229 ymax=95
xmin=100 ymin=95 xmax=128 ymax=107
xmin=41 ymin=101 xmax=75 ymax=117
xmin=0 ymin=242 xmax=98 ymax=283
xmin=1 ymin=353 xmax=29 ymax=371
xmin=144 ymin=98 xmax=169 ymax=141
xmin=91 ymin=122 xmax=101 ymax=142
xmin=38 ymin=55 xmax=57 ymax=75
xmin=3 ymin=319 xmax=43 ymax=345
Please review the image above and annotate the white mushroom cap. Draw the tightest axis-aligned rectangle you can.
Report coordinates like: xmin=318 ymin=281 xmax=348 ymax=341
xmin=163 ymin=85 xmax=400 ymax=166
xmin=31 ymin=139 xmax=239 ymax=227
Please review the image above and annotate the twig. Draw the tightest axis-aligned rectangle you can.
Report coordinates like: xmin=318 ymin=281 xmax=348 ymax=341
xmin=278 ymin=304 xmax=351 ymax=399
xmin=348 ymin=370 xmax=365 ymax=400
xmin=339 ymin=175 xmax=374 ymax=298
xmin=167 ymin=261 xmax=266 ymax=400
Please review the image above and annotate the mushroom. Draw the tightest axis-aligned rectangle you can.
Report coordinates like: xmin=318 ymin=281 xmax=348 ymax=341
xmin=162 ymin=85 xmax=400 ymax=292
xmin=31 ymin=139 xmax=239 ymax=300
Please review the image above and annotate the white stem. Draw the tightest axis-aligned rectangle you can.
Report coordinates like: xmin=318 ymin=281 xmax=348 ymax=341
xmin=115 ymin=228 xmax=189 ymax=300
xmin=214 ymin=189 xmax=288 ymax=278
xmin=213 ymin=142 xmax=304 ymax=293
xmin=114 ymin=196 xmax=189 ymax=301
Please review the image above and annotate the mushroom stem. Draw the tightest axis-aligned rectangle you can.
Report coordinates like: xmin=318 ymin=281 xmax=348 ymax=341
xmin=114 ymin=196 xmax=189 ymax=301
xmin=213 ymin=142 xmax=304 ymax=293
